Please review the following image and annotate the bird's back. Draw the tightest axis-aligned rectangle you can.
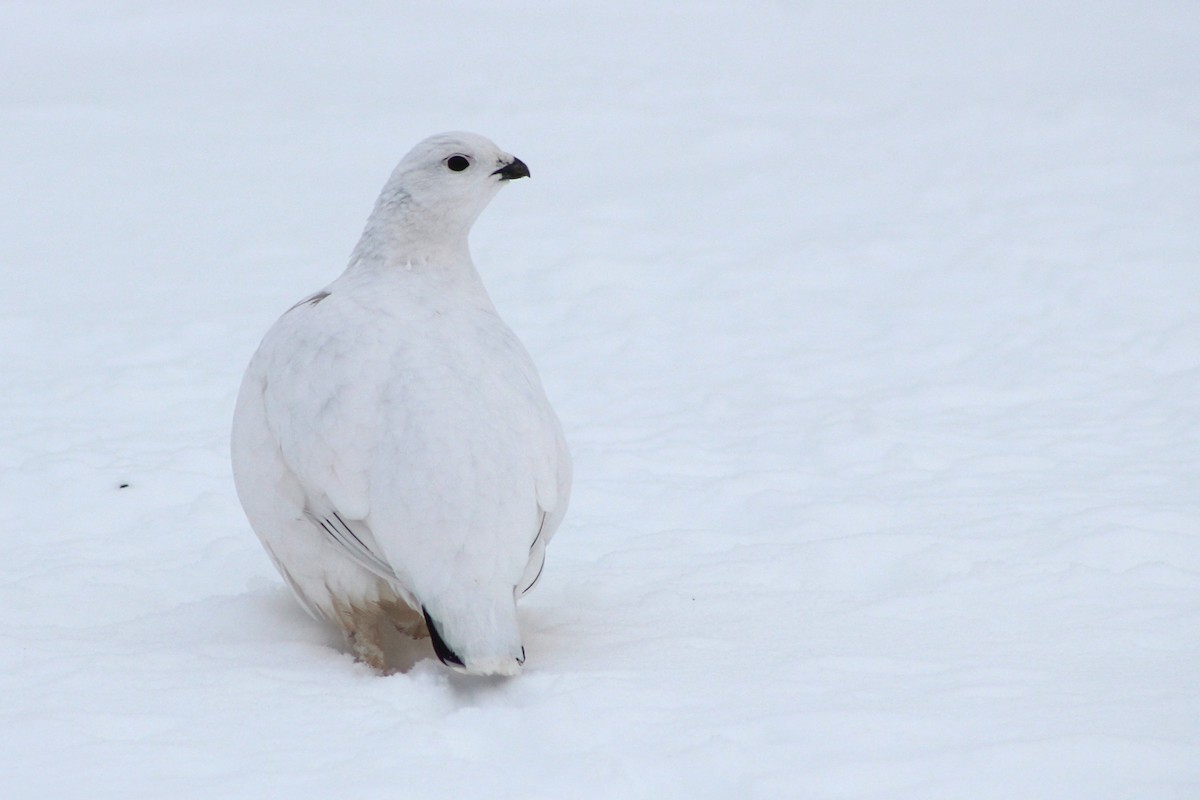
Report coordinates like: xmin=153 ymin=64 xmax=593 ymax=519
xmin=234 ymin=266 xmax=569 ymax=673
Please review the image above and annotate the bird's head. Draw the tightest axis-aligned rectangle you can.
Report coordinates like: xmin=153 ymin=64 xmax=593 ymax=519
xmin=369 ymin=132 xmax=529 ymax=253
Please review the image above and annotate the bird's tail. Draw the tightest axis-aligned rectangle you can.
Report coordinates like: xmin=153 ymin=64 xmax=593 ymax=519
xmin=421 ymin=590 xmax=525 ymax=676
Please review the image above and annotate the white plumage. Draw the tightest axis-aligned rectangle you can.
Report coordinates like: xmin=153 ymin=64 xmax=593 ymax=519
xmin=231 ymin=132 xmax=571 ymax=676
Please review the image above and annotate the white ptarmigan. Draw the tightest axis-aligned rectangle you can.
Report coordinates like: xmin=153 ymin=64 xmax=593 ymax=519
xmin=231 ymin=132 xmax=571 ymax=677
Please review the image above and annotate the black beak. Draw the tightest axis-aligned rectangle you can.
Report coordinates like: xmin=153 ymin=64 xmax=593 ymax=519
xmin=492 ymin=157 xmax=530 ymax=181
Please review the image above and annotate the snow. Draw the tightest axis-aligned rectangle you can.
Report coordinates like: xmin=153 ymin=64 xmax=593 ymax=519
xmin=2 ymin=1 xmax=1198 ymax=797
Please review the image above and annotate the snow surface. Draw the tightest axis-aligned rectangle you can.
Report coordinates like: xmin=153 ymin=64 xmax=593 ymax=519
xmin=2 ymin=2 xmax=1198 ymax=797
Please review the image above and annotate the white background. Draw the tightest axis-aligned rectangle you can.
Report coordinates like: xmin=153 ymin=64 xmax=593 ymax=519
xmin=1 ymin=2 xmax=1197 ymax=797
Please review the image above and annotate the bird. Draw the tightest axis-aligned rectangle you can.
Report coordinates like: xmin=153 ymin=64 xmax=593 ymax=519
xmin=231 ymin=132 xmax=571 ymax=677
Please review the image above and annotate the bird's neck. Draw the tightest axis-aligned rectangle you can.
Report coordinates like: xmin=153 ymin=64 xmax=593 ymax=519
xmin=345 ymin=189 xmax=476 ymax=277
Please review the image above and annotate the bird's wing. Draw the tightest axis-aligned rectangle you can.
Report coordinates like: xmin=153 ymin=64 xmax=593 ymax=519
xmin=519 ymin=421 xmax=572 ymax=596
xmin=259 ymin=296 xmax=391 ymax=522
xmin=304 ymin=507 xmax=398 ymax=584
xmin=251 ymin=296 xmax=410 ymax=586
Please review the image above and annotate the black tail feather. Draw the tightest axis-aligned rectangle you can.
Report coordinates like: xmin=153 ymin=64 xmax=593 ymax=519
xmin=422 ymin=607 xmax=465 ymax=668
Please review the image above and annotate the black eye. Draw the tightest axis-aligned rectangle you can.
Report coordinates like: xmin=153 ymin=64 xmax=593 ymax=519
xmin=446 ymin=155 xmax=470 ymax=172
